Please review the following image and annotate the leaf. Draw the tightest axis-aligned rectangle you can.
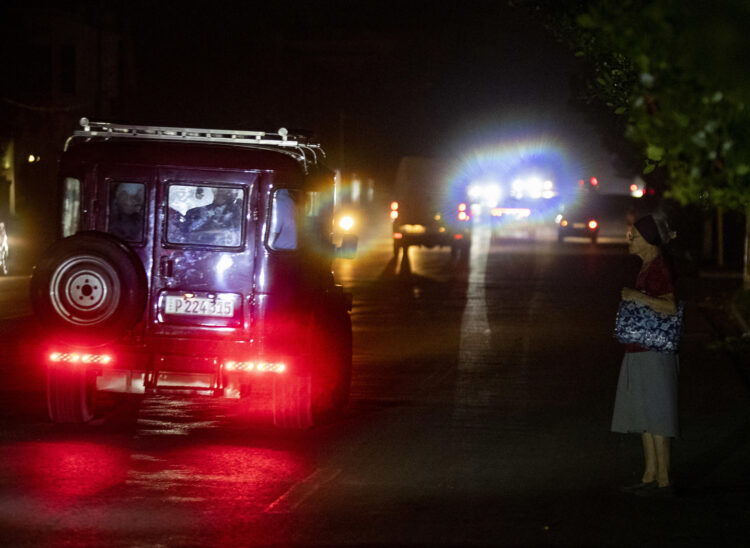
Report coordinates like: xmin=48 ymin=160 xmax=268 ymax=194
xmin=615 ymin=107 xmax=627 ymax=114
xmin=646 ymin=145 xmax=664 ymax=161
xmin=737 ymin=164 xmax=750 ymax=176
xmin=643 ymin=163 xmax=656 ymax=174
xmin=576 ymin=13 xmax=597 ymax=29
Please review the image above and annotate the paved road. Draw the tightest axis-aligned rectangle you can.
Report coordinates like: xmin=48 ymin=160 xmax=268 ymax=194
xmin=0 ymin=226 xmax=748 ymax=546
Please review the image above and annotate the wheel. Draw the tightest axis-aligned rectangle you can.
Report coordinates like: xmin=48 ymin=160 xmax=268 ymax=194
xmin=47 ymin=366 xmax=96 ymax=423
xmin=312 ymin=312 xmax=352 ymax=422
xmin=272 ymin=311 xmax=352 ymax=429
xmin=272 ymin=374 xmax=313 ymax=429
xmin=30 ymin=232 xmax=147 ymax=345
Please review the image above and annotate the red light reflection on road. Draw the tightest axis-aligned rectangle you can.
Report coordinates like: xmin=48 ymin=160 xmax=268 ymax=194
xmin=0 ymin=440 xmax=313 ymax=545
xmin=0 ymin=442 xmax=129 ymax=505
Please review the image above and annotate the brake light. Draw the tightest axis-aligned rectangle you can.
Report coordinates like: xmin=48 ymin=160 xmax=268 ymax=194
xmin=391 ymin=201 xmax=399 ymax=211
xmin=224 ymin=361 xmax=286 ymax=373
xmin=393 ymin=232 xmax=403 ymax=239
xmin=588 ymin=220 xmax=598 ymax=229
xmin=48 ymin=352 xmax=113 ymax=365
xmin=454 ymin=234 xmax=464 ymax=240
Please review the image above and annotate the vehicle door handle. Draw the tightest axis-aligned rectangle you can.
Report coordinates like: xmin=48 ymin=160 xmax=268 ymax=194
xmin=159 ymin=256 xmax=174 ymax=277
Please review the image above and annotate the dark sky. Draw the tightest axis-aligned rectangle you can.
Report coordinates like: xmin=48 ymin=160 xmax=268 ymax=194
xmin=125 ymin=1 xmax=625 ymax=189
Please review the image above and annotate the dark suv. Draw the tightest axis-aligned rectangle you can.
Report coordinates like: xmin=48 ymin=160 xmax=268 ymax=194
xmin=31 ymin=119 xmax=357 ymax=429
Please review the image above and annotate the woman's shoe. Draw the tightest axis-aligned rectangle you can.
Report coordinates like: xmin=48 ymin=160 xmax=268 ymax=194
xmin=620 ymin=480 xmax=658 ymax=493
xmin=635 ymin=485 xmax=675 ymax=498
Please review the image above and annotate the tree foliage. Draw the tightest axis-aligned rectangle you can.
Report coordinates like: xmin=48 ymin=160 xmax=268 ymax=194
xmin=514 ymin=0 xmax=750 ymax=211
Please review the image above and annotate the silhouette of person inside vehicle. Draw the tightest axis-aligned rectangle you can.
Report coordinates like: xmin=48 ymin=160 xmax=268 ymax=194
xmin=109 ymin=183 xmax=145 ymax=241
xmin=184 ymin=187 xmax=242 ymax=245
xmin=270 ymin=189 xmax=298 ymax=250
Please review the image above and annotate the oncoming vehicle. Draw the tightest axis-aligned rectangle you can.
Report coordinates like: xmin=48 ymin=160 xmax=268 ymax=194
xmin=30 ymin=119 xmax=357 ymax=429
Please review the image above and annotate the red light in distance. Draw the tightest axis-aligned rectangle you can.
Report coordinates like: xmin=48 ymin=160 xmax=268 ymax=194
xmin=590 ymin=177 xmax=599 ymax=186
xmin=393 ymin=232 xmax=403 ymax=239
xmin=454 ymin=234 xmax=464 ymax=240
xmin=458 ymin=203 xmax=467 ymax=212
xmin=390 ymin=201 xmax=399 ymax=211
xmin=588 ymin=220 xmax=598 ymax=230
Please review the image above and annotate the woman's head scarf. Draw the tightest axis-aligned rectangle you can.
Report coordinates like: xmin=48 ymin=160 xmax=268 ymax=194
xmin=634 ymin=215 xmax=662 ymax=246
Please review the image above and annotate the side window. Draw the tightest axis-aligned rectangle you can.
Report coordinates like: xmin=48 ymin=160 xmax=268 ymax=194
xmin=269 ymin=189 xmax=300 ymax=250
xmin=108 ymin=182 xmax=145 ymax=242
xmin=61 ymin=177 xmax=81 ymax=237
xmin=167 ymin=184 xmax=244 ymax=247
xmin=303 ymin=190 xmax=333 ymax=245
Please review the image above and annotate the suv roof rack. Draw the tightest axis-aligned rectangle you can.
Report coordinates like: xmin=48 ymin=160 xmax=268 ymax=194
xmin=67 ymin=117 xmax=326 ymax=172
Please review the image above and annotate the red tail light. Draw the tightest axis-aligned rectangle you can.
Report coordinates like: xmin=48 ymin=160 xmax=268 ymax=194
xmin=224 ymin=361 xmax=286 ymax=373
xmin=454 ymin=234 xmax=464 ymax=240
xmin=393 ymin=232 xmax=403 ymax=239
xmin=588 ymin=220 xmax=598 ymax=230
xmin=48 ymin=352 xmax=113 ymax=365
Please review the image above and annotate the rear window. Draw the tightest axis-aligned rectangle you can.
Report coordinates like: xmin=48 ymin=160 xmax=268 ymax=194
xmin=166 ymin=184 xmax=244 ymax=247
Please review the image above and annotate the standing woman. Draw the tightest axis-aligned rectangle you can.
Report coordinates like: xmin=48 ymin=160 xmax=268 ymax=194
xmin=611 ymin=214 xmax=679 ymax=496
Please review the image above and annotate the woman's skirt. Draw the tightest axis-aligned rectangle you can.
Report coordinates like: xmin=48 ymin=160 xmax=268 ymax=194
xmin=611 ymin=350 xmax=679 ymax=437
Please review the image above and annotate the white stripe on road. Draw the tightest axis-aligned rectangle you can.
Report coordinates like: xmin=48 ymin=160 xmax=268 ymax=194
xmin=263 ymin=467 xmax=342 ymax=514
xmin=452 ymin=226 xmax=493 ymax=418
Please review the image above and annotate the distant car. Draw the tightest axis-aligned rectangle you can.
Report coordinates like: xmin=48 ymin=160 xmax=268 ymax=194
xmin=557 ymin=205 xmax=600 ymax=243
xmin=391 ymin=157 xmax=472 ymax=259
xmin=0 ymin=221 xmax=8 ymax=275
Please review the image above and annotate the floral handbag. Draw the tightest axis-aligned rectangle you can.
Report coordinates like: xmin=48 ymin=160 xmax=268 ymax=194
xmin=614 ymin=299 xmax=684 ymax=353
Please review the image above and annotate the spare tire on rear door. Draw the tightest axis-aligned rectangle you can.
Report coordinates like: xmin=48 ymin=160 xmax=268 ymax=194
xmin=30 ymin=231 xmax=147 ymax=345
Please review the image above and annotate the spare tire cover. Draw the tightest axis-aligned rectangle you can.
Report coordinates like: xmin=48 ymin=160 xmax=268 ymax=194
xmin=30 ymin=231 xmax=147 ymax=345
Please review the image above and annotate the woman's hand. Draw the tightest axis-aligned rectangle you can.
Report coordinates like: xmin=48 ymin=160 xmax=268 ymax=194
xmin=621 ymin=287 xmax=641 ymax=302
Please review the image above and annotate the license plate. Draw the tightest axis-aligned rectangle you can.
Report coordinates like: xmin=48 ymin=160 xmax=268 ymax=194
xmin=164 ymin=296 xmax=234 ymax=317
xmin=573 ymin=222 xmax=586 ymax=229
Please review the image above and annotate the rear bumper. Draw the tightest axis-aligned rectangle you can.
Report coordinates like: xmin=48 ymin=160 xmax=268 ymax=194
xmin=559 ymin=226 xmax=599 ymax=239
xmin=96 ymin=368 xmax=271 ymax=399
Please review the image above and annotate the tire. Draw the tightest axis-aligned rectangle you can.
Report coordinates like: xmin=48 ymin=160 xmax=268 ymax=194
xmin=273 ymin=374 xmax=313 ymax=429
xmin=272 ymin=311 xmax=352 ymax=429
xmin=312 ymin=312 xmax=352 ymax=422
xmin=30 ymin=232 xmax=147 ymax=345
xmin=47 ymin=366 xmax=96 ymax=423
